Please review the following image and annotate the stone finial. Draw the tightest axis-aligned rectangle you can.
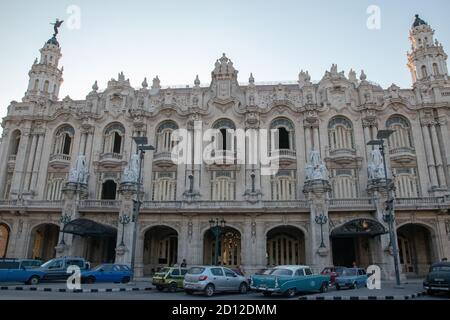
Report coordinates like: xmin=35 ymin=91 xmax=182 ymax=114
xmin=249 ymin=73 xmax=255 ymax=84
xmin=92 ymin=80 xmax=98 ymax=92
xmin=194 ymin=75 xmax=200 ymax=87
xmin=360 ymin=70 xmax=367 ymax=81
xmin=348 ymin=69 xmax=357 ymax=83
xmin=298 ymin=70 xmax=311 ymax=86
xmin=118 ymin=72 xmax=125 ymax=82
xmin=152 ymin=76 xmax=161 ymax=89
xmin=33 ymin=58 xmax=38 ymax=65
xmin=142 ymin=77 xmax=148 ymax=88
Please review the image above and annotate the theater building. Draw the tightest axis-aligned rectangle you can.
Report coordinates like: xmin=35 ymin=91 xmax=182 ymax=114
xmin=0 ymin=15 xmax=450 ymax=279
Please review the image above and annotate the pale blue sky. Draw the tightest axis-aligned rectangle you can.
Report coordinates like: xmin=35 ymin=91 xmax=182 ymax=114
xmin=1 ymin=0 xmax=449 ymax=119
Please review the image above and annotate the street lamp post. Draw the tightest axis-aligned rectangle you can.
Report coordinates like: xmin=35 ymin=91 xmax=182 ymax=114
xmin=59 ymin=214 xmax=71 ymax=245
xmin=368 ymin=129 xmax=402 ymax=287
xmin=209 ymin=218 xmax=226 ymax=266
xmin=129 ymin=136 xmax=154 ymax=281
xmin=315 ymin=213 xmax=328 ymax=248
xmin=118 ymin=214 xmax=131 ymax=247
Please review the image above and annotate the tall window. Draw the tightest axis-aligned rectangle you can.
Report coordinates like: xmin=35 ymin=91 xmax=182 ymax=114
xmin=103 ymin=123 xmax=125 ymax=155
xmin=10 ymin=130 xmax=21 ymax=156
xmin=213 ymin=119 xmax=236 ymax=152
xmin=44 ymin=80 xmax=50 ymax=93
xmin=393 ymin=168 xmax=419 ymax=198
xmin=211 ymin=171 xmax=235 ymax=201
xmin=271 ymin=170 xmax=296 ymax=200
xmin=433 ymin=63 xmax=439 ymax=76
xmin=330 ymin=169 xmax=358 ymax=199
xmin=386 ymin=116 xmax=414 ymax=150
xmin=156 ymin=121 xmax=178 ymax=153
xmin=328 ymin=116 xmax=354 ymax=151
xmin=270 ymin=118 xmax=295 ymax=152
xmin=101 ymin=180 xmax=117 ymax=200
xmin=52 ymin=125 xmax=74 ymax=156
xmin=46 ymin=173 xmax=67 ymax=200
xmin=152 ymin=172 xmax=177 ymax=201
xmin=421 ymin=65 xmax=428 ymax=79
xmin=33 ymin=79 xmax=39 ymax=91
xmin=0 ymin=224 xmax=9 ymax=258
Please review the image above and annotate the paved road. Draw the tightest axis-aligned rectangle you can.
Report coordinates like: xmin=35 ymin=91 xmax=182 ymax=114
xmin=0 ymin=280 xmax=446 ymax=300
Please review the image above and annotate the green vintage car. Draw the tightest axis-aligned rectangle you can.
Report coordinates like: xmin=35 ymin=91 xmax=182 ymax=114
xmin=250 ymin=265 xmax=330 ymax=298
xmin=152 ymin=267 xmax=188 ymax=292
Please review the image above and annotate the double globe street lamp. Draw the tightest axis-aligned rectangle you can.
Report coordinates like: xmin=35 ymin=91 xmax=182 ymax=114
xmin=209 ymin=218 xmax=226 ymax=266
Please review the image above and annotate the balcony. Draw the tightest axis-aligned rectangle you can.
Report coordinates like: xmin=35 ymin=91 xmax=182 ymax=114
xmin=206 ymin=150 xmax=238 ymax=168
xmin=328 ymin=198 xmax=374 ymax=211
xmin=49 ymin=153 xmax=71 ymax=169
xmin=153 ymin=151 xmax=177 ymax=167
xmin=97 ymin=152 xmax=124 ymax=168
xmin=270 ymin=149 xmax=297 ymax=165
xmin=325 ymin=148 xmax=360 ymax=165
xmin=78 ymin=200 xmax=121 ymax=211
xmin=389 ymin=147 xmax=416 ymax=164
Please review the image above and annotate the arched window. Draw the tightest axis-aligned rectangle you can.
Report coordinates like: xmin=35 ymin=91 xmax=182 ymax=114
xmin=330 ymin=169 xmax=357 ymax=199
xmin=103 ymin=123 xmax=125 ymax=155
xmin=421 ymin=65 xmax=428 ymax=79
xmin=271 ymin=170 xmax=296 ymax=200
xmin=44 ymin=80 xmax=50 ymax=93
xmin=101 ymin=180 xmax=117 ymax=200
xmin=386 ymin=116 xmax=414 ymax=150
xmin=46 ymin=173 xmax=66 ymax=200
xmin=0 ymin=223 xmax=10 ymax=258
xmin=10 ymin=130 xmax=21 ymax=156
xmin=33 ymin=79 xmax=39 ymax=91
xmin=433 ymin=63 xmax=439 ymax=76
xmin=213 ymin=119 xmax=236 ymax=151
xmin=211 ymin=171 xmax=235 ymax=201
xmin=52 ymin=125 xmax=74 ymax=156
xmin=152 ymin=172 xmax=177 ymax=201
xmin=270 ymin=118 xmax=295 ymax=151
xmin=156 ymin=121 xmax=178 ymax=153
xmin=328 ymin=116 xmax=354 ymax=151
xmin=393 ymin=168 xmax=419 ymax=198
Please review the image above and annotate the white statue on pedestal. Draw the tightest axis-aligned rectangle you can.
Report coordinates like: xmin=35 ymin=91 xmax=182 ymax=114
xmin=368 ymin=149 xmax=385 ymax=180
xmin=305 ymin=150 xmax=329 ymax=181
xmin=122 ymin=154 xmax=140 ymax=183
xmin=68 ymin=155 xmax=89 ymax=184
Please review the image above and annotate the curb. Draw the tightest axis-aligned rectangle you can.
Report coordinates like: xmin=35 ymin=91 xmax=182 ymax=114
xmin=298 ymin=291 xmax=426 ymax=301
xmin=0 ymin=286 xmax=153 ymax=293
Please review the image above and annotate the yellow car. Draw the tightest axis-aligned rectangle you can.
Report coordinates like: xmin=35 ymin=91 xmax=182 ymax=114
xmin=152 ymin=267 xmax=188 ymax=292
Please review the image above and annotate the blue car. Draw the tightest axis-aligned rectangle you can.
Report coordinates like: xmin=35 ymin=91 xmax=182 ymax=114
xmin=335 ymin=268 xmax=368 ymax=290
xmin=0 ymin=259 xmax=45 ymax=285
xmin=81 ymin=264 xmax=132 ymax=284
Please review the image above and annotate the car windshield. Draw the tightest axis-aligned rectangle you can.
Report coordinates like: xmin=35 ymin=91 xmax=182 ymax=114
xmin=40 ymin=259 xmax=58 ymax=268
xmin=270 ymin=268 xmax=293 ymax=276
xmin=262 ymin=269 xmax=273 ymax=275
xmin=188 ymin=267 xmax=205 ymax=275
xmin=335 ymin=267 xmax=345 ymax=275
xmin=93 ymin=265 xmax=107 ymax=271
xmin=158 ymin=268 xmax=171 ymax=274
xmin=431 ymin=266 xmax=450 ymax=272
xmin=342 ymin=269 xmax=358 ymax=276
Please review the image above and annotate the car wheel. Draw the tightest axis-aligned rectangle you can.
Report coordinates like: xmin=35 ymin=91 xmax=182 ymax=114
xmin=262 ymin=291 xmax=272 ymax=297
xmin=204 ymin=284 xmax=215 ymax=297
xmin=169 ymin=282 xmax=177 ymax=293
xmin=336 ymin=284 xmax=341 ymax=290
xmin=27 ymin=275 xmax=40 ymax=285
xmin=284 ymin=288 xmax=296 ymax=298
xmin=427 ymin=289 xmax=434 ymax=296
xmin=320 ymin=282 xmax=329 ymax=293
xmin=156 ymin=285 xmax=164 ymax=291
xmin=87 ymin=276 xmax=96 ymax=284
xmin=239 ymin=282 xmax=248 ymax=294
xmin=121 ymin=276 xmax=130 ymax=284
xmin=351 ymin=282 xmax=357 ymax=289
xmin=185 ymin=289 xmax=194 ymax=295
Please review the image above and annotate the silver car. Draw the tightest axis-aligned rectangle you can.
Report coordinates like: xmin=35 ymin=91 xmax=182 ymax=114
xmin=183 ymin=266 xmax=249 ymax=297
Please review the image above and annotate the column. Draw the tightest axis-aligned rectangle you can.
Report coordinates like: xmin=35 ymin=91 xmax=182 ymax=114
xmin=10 ymin=128 xmax=31 ymax=198
xmin=30 ymin=133 xmax=45 ymax=194
xmin=0 ymin=130 xmax=12 ymax=197
xmin=313 ymin=126 xmax=320 ymax=152
xmin=422 ymin=125 xmax=439 ymax=188
xmin=430 ymin=124 xmax=446 ymax=187
xmin=23 ymin=134 xmax=38 ymax=194
xmin=304 ymin=124 xmax=312 ymax=160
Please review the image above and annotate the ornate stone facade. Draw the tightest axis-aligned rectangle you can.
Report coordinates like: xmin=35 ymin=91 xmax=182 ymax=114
xmin=1 ymin=15 xmax=450 ymax=279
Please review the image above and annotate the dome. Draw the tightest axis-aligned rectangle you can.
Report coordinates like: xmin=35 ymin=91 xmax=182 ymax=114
xmin=46 ymin=36 xmax=60 ymax=47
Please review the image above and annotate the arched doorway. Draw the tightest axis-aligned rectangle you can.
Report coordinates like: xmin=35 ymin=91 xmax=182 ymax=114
xmin=266 ymin=226 xmax=306 ymax=266
xmin=28 ymin=223 xmax=60 ymax=261
xmin=397 ymin=224 xmax=434 ymax=277
xmin=0 ymin=223 xmax=10 ymax=258
xmin=331 ymin=219 xmax=386 ymax=268
xmin=203 ymin=227 xmax=241 ymax=267
xmin=143 ymin=226 xmax=178 ymax=275
xmin=63 ymin=218 xmax=117 ymax=266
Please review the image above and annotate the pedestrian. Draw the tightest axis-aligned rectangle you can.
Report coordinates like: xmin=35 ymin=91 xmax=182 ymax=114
xmin=180 ymin=259 xmax=187 ymax=268
xmin=352 ymin=261 xmax=357 ymax=268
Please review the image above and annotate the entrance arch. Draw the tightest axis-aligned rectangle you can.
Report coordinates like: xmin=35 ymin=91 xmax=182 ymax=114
xmin=397 ymin=223 xmax=435 ymax=277
xmin=28 ymin=223 xmax=60 ymax=261
xmin=266 ymin=226 xmax=306 ymax=266
xmin=143 ymin=226 xmax=178 ymax=275
xmin=0 ymin=223 xmax=10 ymax=258
xmin=203 ymin=227 xmax=241 ymax=267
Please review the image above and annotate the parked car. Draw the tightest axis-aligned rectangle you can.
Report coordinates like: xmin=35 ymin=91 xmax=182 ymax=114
xmin=250 ymin=265 xmax=330 ymax=298
xmin=152 ymin=267 xmax=188 ymax=292
xmin=81 ymin=264 xmax=132 ymax=284
xmin=183 ymin=266 xmax=249 ymax=297
xmin=423 ymin=262 xmax=450 ymax=296
xmin=19 ymin=259 xmax=44 ymax=269
xmin=38 ymin=257 xmax=90 ymax=281
xmin=321 ymin=266 xmax=345 ymax=285
xmin=0 ymin=258 xmax=45 ymax=285
xmin=335 ymin=268 xmax=368 ymax=290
